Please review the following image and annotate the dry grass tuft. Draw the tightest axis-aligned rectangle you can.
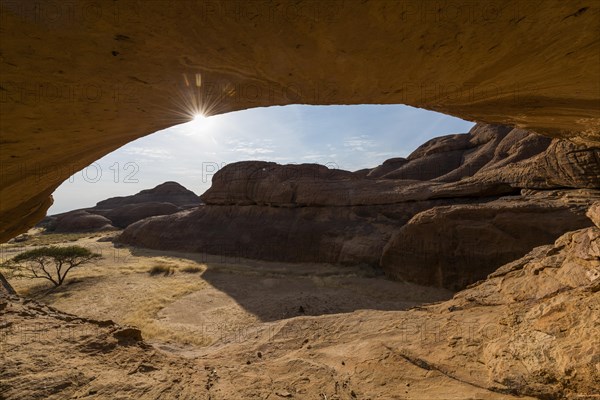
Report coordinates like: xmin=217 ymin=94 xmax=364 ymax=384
xmin=181 ymin=266 xmax=203 ymax=274
xmin=149 ymin=262 xmax=175 ymax=276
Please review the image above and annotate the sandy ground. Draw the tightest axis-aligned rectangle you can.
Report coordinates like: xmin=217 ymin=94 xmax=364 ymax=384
xmin=2 ymin=230 xmax=452 ymax=351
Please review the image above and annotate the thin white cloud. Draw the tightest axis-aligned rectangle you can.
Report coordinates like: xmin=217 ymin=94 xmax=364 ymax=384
xmin=123 ymin=147 xmax=174 ymax=159
xmin=233 ymin=147 xmax=275 ymax=155
xmin=343 ymin=135 xmax=376 ymax=151
xmin=302 ymin=154 xmax=326 ymax=159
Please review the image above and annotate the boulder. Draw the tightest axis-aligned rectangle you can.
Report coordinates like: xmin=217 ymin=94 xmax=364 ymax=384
xmin=8 ymin=234 xmax=29 ymax=243
xmin=201 ymin=162 xmax=358 ymax=206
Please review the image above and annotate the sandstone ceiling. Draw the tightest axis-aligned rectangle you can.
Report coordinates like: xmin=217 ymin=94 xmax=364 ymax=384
xmin=1 ymin=0 xmax=599 ymax=242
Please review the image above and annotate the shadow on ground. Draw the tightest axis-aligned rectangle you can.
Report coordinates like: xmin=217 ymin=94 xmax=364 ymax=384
xmin=130 ymin=247 xmax=453 ymax=322
xmin=15 ymin=275 xmax=106 ymax=300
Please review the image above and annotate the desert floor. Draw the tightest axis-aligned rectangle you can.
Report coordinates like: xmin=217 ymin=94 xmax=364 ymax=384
xmin=2 ymin=230 xmax=453 ymax=355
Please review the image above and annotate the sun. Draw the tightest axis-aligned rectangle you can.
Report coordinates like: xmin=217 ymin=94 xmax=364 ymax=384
xmin=185 ymin=111 xmax=220 ymax=135
xmin=192 ymin=113 xmax=206 ymax=122
xmin=189 ymin=113 xmax=209 ymax=128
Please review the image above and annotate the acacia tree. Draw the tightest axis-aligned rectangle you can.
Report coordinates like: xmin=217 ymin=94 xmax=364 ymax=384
xmin=2 ymin=246 xmax=101 ymax=287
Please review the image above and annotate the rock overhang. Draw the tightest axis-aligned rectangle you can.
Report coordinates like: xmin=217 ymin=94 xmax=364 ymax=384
xmin=1 ymin=0 xmax=599 ymax=242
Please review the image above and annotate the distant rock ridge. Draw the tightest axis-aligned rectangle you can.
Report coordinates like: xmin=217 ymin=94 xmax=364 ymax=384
xmin=42 ymin=182 xmax=201 ymax=233
xmin=200 ymin=123 xmax=598 ymax=209
xmin=120 ymin=123 xmax=600 ymax=290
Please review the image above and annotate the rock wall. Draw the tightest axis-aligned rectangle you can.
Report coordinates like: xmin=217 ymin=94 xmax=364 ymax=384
xmin=119 ymin=199 xmax=482 ymax=266
xmin=1 ymin=0 xmax=599 ymax=241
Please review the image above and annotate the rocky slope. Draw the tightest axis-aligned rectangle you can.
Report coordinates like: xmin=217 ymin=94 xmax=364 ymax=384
xmin=42 ymin=182 xmax=201 ymax=233
xmin=120 ymin=124 xmax=599 ymax=289
xmin=3 ymin=203 xmax=598 ymax=399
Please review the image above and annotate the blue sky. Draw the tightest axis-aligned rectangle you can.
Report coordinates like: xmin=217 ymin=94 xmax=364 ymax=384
xmin=48 ymin=105 xmax=475 ymax=214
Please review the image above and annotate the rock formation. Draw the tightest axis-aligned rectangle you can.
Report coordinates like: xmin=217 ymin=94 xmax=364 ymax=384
xmin=120 ymin=124 xmax=599 ymax=289
xmin=1 ymin=0 xmax=599 ymax=241
xmin=43 ymin=182 xmax=200 ymax=232
xmin=200 ymin=124 xmax=598 ymax=208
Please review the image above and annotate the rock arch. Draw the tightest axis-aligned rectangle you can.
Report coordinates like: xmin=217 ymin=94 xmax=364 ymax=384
xmin=1 ymin=0 xmax=599 ymax=241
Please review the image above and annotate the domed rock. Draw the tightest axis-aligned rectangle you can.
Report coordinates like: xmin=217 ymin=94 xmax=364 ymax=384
xmin=379 ymin=124 xmax=552 ymax=182
xmin=93 ymin=182 xmax=200 ymax=209
xmin=51 ymin=211 xmax=116 ymax=233
xmin=119 ymin=205 xmax=396 ymax=265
